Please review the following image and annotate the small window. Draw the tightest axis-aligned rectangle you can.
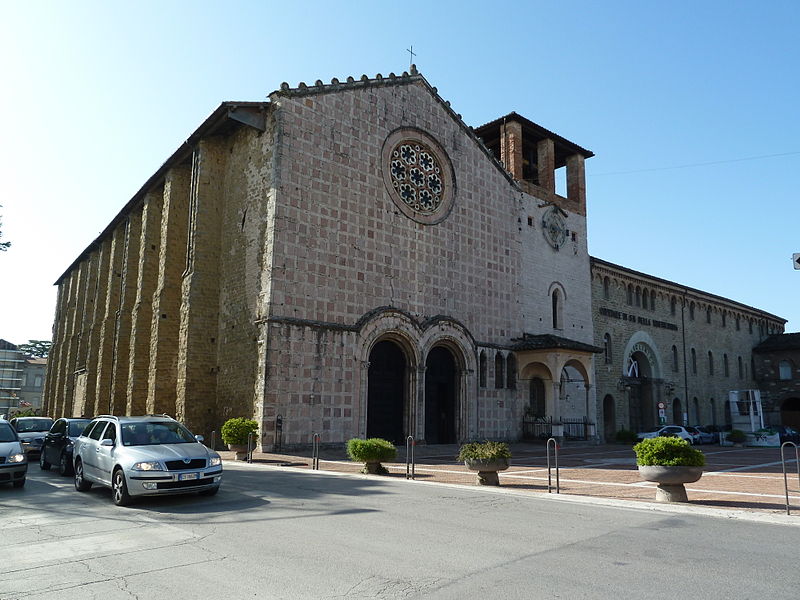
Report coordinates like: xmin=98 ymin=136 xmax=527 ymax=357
xmin=650 ymin=290 xmax=656 ymax=311
xmin=671 ymin=345 xmax=679 ymax=372
xmin=691 ymin=348 xmax=697 ymax=374
xmin=641 ymin=288 xmax=648 ymax=310
xmin=506 ymin=354 xmax=517 ymax=389
xmin=604 ymin=334 xmax=613 ymax=364
xmin=708 ymin=351 xmax=714 ymax=376
xmin=626 ymin=284 xmax=633 ymax=305
xmin=738 ymin=356 xmax=743 ymax=379
xmin=722 ymin=312 xmax=726 ymax=327
xmin=706 ymin=308 xmax=712 ymax=324
xmin=34 ymin=375 xmax=43 ymax=388
xmin=551 ymin=288 xmax=563 ymax=330
xmin=736 ymin=317 xmax=740 ymax=331
xmin=779 ymin=360 xmax=792 ymax=380
xmin=748 ymin=320 xmax=753 ymax=334
xmin=479 ymin=351 xmax=487 ymax=388
xmin=723 ymin=354 xmax=729 ymax=377
xmin=527 ymin=216 xmax=533 ymax=227
xmin=689 ymin=303 xmax=695 ymax=320
xmin=603 ymin=277 xmax=610 ymax=300
xmin=635 ymin=286 xmax=642 ymax=307
xmin=670 ymin=297 xmax=676 ymax=316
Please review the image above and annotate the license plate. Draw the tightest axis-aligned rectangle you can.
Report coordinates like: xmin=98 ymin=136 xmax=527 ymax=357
xmin=179 ymin=472 xmax=199 ymax=481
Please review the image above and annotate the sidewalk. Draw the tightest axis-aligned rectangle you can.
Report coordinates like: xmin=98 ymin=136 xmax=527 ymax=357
xmin=217 ymin=442 xmax=800 ymax=519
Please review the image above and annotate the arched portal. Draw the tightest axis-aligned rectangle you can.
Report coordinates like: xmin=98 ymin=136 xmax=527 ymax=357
xmin=367 ymin=340 xmax=407 ymax=443
xmin=627 ymin=350 xmax=655 ymax=433
xmin=424 ymin=346 xmax=458 ymax=444
xmin=672 ymin=398 xmax=682 ymax=425
xmin=603 ymin=394 xmax=616 ymax=441
xmin=781 ymin=397 xmax=800 ymax=430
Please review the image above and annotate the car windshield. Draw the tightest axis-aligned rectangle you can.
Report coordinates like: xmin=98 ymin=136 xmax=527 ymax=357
xmin=14 ymin=418 xmax=54 ymax=433
xmin=120 ymin=422 xmax=197 ymax=446
xmin=68 ymin=420 xmax=92 ymax=436
xmin=0 ymin=423 xmax=17 ymax=442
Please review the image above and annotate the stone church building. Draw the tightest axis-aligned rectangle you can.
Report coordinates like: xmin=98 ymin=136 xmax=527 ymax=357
xmin=43 ymin=67 xmax=603 ymax=448
xmin=43 ymin=67 xmax=786 ymax=447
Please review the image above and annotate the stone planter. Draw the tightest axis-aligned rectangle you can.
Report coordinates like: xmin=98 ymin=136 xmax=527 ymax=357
xmin=228 ymin=443 xmax=249 ymax=461
xmin=638 ymin=465 xmax=703 ymax=503
xmin=464 ymin=458 xmax=510 ymax=486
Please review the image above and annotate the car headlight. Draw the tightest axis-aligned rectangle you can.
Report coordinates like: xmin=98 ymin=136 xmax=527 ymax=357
xmin=209 ymin=457 xmax=222 ymax=467
xmin=8 ymin=453 xmax=26 ymax=463
xmin=132 ymin=461 xmax=163 ymax=471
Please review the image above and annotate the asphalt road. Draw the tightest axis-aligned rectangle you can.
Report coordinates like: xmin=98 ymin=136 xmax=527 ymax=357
xmin=1 ymin=462 xmax=797 ymax=599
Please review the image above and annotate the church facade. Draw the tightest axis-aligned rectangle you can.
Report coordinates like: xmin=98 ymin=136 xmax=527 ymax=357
xmin=43 ymin=68 xmax=602 ymax=449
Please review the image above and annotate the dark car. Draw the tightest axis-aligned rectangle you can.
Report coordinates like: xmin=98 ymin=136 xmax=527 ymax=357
xmin=0 ymin=419 xmax=28 ymax=487
xmin=774 ymin=425 xmax=800 ymax=444
xmin=40 ymin=417 xmax=92 ymax=475
xmin=9 ymin=417 xmax=55 ymax=458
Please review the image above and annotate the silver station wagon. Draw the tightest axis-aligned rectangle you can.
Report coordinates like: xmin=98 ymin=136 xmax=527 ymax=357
xmin=73 ymin=415 xmax=222 ymax=506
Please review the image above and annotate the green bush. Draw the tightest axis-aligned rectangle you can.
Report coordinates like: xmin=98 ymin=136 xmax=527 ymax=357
xmin=346 ymin=438 xmax=397 ymax=463
xmin=633 ymin=436 xmax=705 ymax=467
xmin=457 ymin=441 xmax=511 ymax=461
xmin=726 ymin=429 xmax=746 ymax=443
xmin=615 ymin=429 xmax=638 ymax=444
xmin=220 ymin=417 xmax=259 ymax=445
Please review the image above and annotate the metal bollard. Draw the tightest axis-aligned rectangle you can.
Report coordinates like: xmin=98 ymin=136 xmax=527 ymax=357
xmin=311 ymin=432 xmax=321 ymax=470
xmin=406 ymin=436 xmax=415 ymax=480
xmin=246 ymin=431 xmax=255 ymax=463
xmin=210 ymin=430 xmax=216 ymax=451
xmin=275 ymin=415 xmax=283 ymax=453
xmin=547 ymin=437 xmax=560 ymax=494
xmin=781 ymin=441 xmax=799 ymax=515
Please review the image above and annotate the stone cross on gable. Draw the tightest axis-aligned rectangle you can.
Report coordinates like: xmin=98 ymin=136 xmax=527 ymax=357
xmin=406 ymin=45 xmax=416 ymax=69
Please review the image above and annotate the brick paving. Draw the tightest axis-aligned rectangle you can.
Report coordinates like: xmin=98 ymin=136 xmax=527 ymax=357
xmin=217 ymin=442 xmax=800 ymax=518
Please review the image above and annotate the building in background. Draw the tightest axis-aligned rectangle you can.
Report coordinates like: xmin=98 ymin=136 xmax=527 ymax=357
xmin=752 ymin=333 xmax=800 ymax=429
xmin=591 ymin=259 xmax=785 ymax=440
xmin=19 ymin=357 xmax=47 ymax=412
xmin=0 ymin=340 xmax=24 ymax=417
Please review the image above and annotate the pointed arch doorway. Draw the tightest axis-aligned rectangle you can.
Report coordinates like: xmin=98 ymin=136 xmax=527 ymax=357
xmin=367 ymin=340 xmax=406 ymax=443
xmin=425 ymin=346 xmax=458 ymax=444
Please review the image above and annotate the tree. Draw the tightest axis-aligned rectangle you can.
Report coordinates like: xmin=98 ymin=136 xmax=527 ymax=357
xmin=17 ymin=340 xmax=51 ymax=358
xmin=0 ymin=204 xmax=9 ymax=251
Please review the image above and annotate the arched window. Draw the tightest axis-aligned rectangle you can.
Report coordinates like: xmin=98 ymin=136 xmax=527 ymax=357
xmin=779 ymin=360 xmax=792 ymax=380
xmin=748 ymin=320 xmax=753 ymax=334
xmin=706 ymin=308 xmax=712 ymax=324
xmin=691 ymin=348 xmax=697 ymax=374
xmin=671 ymin=345 xmax=679 ymax=372
xmin=723 ymin=354 xmax=729 ymax=377
xmin=689 ymin=302 xmax=695 ymax=320
xmin=506 ymin=354 xmax=517 ymax=389
xmin=635 ymin=286 xmax=641 ymax=307
xmin=751 ymin=357 xmax=755 ymax=379
xmin=693 ymin=397 xmax=700 ymax=424
xmin=604 ymin=333 xmax=613 ymax=364
xmin=722 ymin=312 xmax=726 ymax=327
xmin=494 ymin=353 xmax=505 ymax=388
xmin=641 ymin=287 xmax=648 ymax=309
xmin=479 ymin=351 xmax=487 ymax=388
xmin=710 ymin=398 xmax=717 ymax=425
xmin=670 ymin=296 xmax=676 ymax=316
xmin=551 ymin=288 xmax=563 ymax=330
xmin=737 ymin=356 xmax=743 ymax=379
xmin=650 ymin=290 xmax=656 ymax=311
xmin=736 ymin=317 xmax=741 ymax=331
xmin=626 ymin=284 xmax=633 ymax=305
xmin=708 ymin=351 xmax=714 ymax=376
xmin=603 ymin=277 xmax=610 ymax=299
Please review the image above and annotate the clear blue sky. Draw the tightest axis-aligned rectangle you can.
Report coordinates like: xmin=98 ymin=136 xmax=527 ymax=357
xmin=1 ymin=1 xmax=798 ymax=345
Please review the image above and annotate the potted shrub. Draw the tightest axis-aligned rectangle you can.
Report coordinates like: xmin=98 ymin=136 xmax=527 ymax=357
xmin=346 ymin=438 xmax=397 ymax=474
xmin=633 ymin=436 xmax=705 ymax=503
xmin=221 ymin=417 xmax=259 ymax=460
xmin=458 ymin=441 xmax=511 ymax=486
xmin=726 ymin=429 xmax=746 ymax=446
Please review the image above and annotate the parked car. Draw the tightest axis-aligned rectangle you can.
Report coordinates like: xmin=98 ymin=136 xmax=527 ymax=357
xmin=0 ymin=419 xmax=28 ymax=488
xmin=773 ymin=425 xmax=800 ymax=444
xmin=692 ymin=426 xmax=717 ymax=445
xmin=40 ymin=417 xmax=92 ymax=476
xmin=72 ymin=414 xmax=222 ymax=506
xmin=636 ymin=425 xmax=696 ymax=444
xmin=9 ymin=416 xmax=55 ymax=458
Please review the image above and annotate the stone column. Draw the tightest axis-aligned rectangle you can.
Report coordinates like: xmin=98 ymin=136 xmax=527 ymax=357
xmin=537 ymin=138 xmax=555 ymax=193
xmin=85 ymin=239 xmax=112 ymax=415
xmin=148 ymin=164 xmax=191 ymax=417
xmin=127 ymin=189 xmax=163 ymax=415
xmin=566 ymin=153 xmax=586 ymax=213
xmin=176 ymin=141 xmax=225 ymax=435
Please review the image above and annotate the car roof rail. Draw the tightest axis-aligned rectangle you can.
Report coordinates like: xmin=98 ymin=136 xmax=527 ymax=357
xmin=94 ymin=415 xmax=119 ymax=420
xmin=144 ymin=413 xmax=175 ymax=420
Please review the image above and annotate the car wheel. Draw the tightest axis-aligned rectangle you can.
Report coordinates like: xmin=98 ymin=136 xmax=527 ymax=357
xmin=74 ymin=459 xmax=92 ymax=491
xmin=112 ymin=469 xmax=132 ymax=506
xmin=39 ymin=451 xmax=50 ymax=470
xmin=199 ymin=485 xmax=219 ymax=497
xmin=58 ymin=452 xmax=72 ymax=476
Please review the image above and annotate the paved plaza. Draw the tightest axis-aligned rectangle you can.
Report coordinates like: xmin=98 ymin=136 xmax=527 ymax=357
xmin=218 ymin=442 xmax=800 ymax=518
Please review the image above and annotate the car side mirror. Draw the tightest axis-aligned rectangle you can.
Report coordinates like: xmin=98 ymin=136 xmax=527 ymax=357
xmin=195 ymin=435 xmax=204 ymax=443
xmin=100 ymin=439 xmax=114 ymax=447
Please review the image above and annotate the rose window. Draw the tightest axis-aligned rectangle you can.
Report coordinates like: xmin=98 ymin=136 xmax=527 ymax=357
xmin=389 ymin=141 xmax=444 ymax=214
